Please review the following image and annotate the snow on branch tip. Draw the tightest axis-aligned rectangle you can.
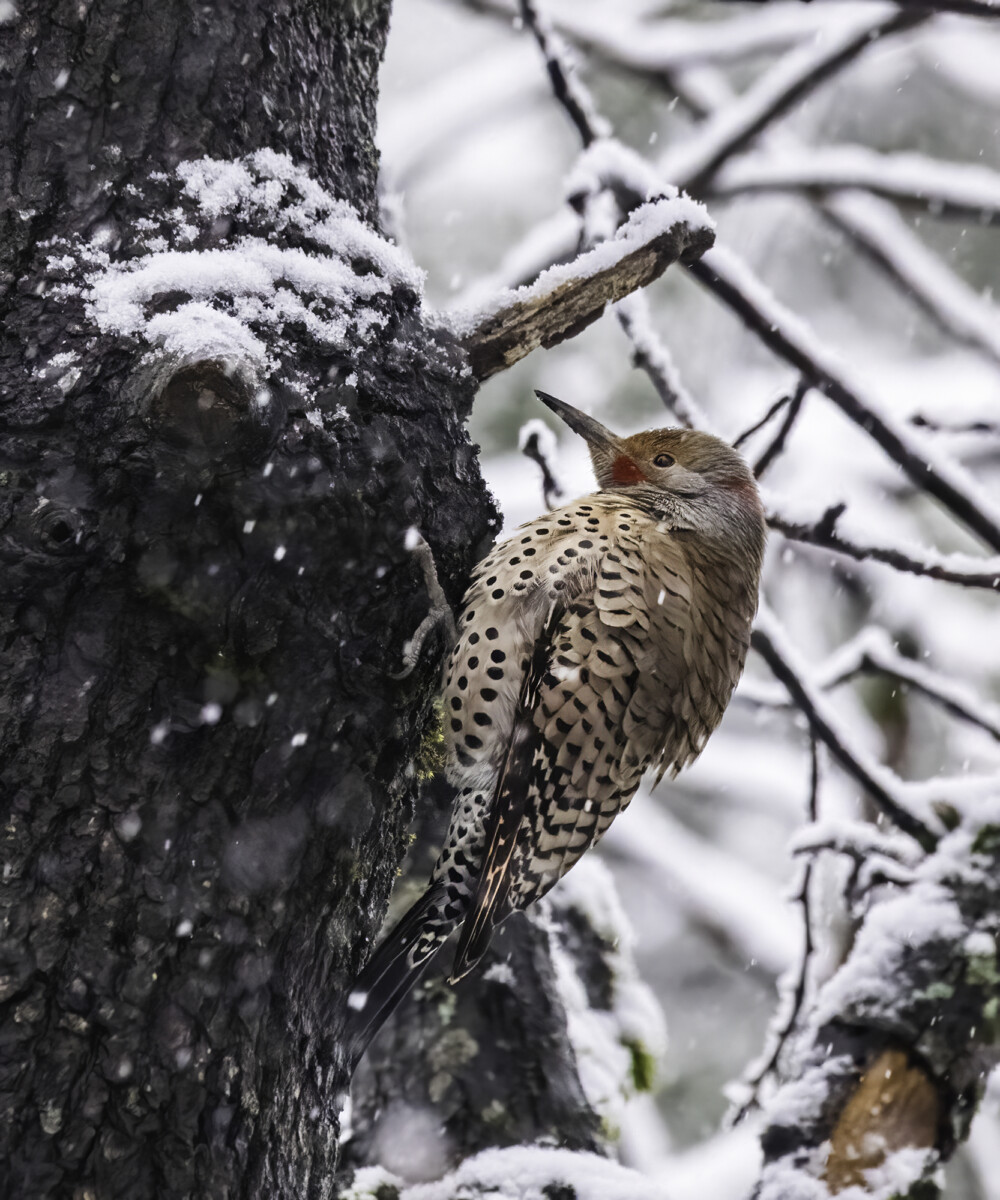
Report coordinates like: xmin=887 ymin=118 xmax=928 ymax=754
xmin=453 ymin=194 xmax=715 ymax=381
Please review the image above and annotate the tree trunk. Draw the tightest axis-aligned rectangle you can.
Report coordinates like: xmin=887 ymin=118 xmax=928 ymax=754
xmin=0 ymin=3 xmax=501 ymax=1196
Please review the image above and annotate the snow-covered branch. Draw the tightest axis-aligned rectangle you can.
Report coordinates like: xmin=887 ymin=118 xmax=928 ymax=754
xmin=659 ymin=8 xmax=926 ymax=193
xmin=752 ymin=607 xmax=941 ymax=853
xmin=454 ymin=195 xmax=714 ymax=381
xmin=689 ymin=245 xmax=1000 ymax=554
xmin=712 ymin=145 xmax=1000 ymax=224
xmin=767 ymin=502 xmax=1000 ymax=590
xmin=755 ymin=802 xmax=1000 ymax=1197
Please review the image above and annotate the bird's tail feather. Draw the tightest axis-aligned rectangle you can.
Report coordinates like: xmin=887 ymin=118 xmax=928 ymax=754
xmin=343 ymin=882 xmax=451 ymax=1071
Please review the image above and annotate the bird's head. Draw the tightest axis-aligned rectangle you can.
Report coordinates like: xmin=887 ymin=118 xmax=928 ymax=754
xmin=534 ymin=390 xmax=757 ymax=505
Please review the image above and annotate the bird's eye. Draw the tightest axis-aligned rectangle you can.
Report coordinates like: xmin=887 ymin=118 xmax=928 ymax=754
xmin=653 ymin=453 xmax=675 ymax=468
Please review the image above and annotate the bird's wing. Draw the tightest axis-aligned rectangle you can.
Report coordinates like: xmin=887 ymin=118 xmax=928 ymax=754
xmin=449 ymin=603 xmax=566 ymax=982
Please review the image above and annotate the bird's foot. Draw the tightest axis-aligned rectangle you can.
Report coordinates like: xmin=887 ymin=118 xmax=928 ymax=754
xmin=392 ymin=528 xmax=458 ymax=680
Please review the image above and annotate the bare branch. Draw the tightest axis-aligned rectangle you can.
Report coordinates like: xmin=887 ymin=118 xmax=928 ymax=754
xmin=743 ymin=624 xmax=1000 ymax=743
xmin=456 ymin=201 xmax=714 ymax=381
xmin=460 ymin=0 xmax=867 ymax=71
xmin=768 ymin=503 xmax=1000 ymax=590
xmin=518 ymin=420 xmax=565 ymax=510
xmin=752 ymin=380 xmax=809 ymax=477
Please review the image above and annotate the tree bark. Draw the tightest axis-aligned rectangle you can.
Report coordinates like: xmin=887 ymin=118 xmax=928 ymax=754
xmin=0 ymin=3 xmax=500 ymax=1197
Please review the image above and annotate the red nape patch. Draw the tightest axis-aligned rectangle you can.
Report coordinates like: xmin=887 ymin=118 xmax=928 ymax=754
xmin=611 ymin=455 xmax=647 ymax=485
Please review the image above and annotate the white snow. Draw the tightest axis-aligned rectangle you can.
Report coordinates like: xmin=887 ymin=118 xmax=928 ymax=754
xmin=401 ymin=1145 xmax=669 ymax=1200
xmin=450 ymin=195 xmax=712 ymax=336
xmin=545 ymin=858 xmax=667 ymax=1129
xmin=53 ymin=150 xmax=424 ymax=384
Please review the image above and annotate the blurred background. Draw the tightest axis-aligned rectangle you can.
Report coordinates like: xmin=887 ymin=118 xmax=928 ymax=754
xmin=376 ymin=2 xmax=1000 ymax=1195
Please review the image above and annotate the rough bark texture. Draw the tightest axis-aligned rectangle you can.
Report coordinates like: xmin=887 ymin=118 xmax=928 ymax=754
xmin=0 ymin=3 xmax=507 ymax=1197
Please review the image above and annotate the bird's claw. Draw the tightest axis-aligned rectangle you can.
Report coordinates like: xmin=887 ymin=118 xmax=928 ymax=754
xmin=391 ymin=530 xmax=458 ymax=680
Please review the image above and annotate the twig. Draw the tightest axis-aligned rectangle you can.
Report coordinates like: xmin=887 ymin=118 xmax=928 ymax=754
xmin=519 ymin=423 xmax=564 ymax=510
xmin=392 ymin=531 xmax=459 ymax=679
xmin=740 ymin=624 xmax=1000 ymax=742
xmin=911 ymin=415 xmax=1000 ymax=435
xmin=517 ymin=0 xmax=605 ymax=148
xmin=715 ymin=0 xmax=1000 ymax=17
xmin=733 ymin=388 xmax=795 ymax=448
xmin=753 ymin=380 xmax=808 ymax=478
xmin=733 ymin=736 xmax=820 ymax=1121
xmin=768 ymin=504 xmax=1000 ymax=590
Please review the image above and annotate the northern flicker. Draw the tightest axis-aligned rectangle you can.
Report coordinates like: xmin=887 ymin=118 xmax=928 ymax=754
xmin=345 ymin=391 xmax=765 ymax=1067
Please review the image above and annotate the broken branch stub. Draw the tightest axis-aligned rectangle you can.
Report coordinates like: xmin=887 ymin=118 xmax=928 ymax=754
xmin=458 ymin=202 xmax=715 ymax=381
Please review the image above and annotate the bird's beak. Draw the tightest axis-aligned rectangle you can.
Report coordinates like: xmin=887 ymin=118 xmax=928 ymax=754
xmin=534 ymin=391 xmax=620 ymax=455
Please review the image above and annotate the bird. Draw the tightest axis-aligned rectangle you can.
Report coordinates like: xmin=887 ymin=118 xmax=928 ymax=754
xmin=345 ymin=390 xmax=765 ymax=1068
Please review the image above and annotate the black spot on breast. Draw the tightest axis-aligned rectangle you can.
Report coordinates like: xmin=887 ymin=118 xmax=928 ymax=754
xmin=451 ymin=719 xmax=462 ymax=732
xmin=451 ymin=697 xmax=462 ymax=710
xmin=486 ymin=627 xmax=498 ymax=640
xmin=579 ymin=539 xmax=593 ymax=548
xmin=473 ymin=712 xmax=492 ymax=727
xmin=481 ymin=687 xmax=497 ymax=701
xmin=491 ymin=649 xmax=506 ymax=663
xmin=469 ymin=632 xmax=480 ymax=645
xmin=564 ymin=548 xmax=578 ymax=558
xmin=536 ymin=528 xmax=549 ymax=535
xmin=487 ymin=667 xmax=504 ymax=681
xmin=486 ymin=576 xmax=497 ymax=586
xmin=524 ymin=547 xmax=536 ymax=557
xmin=465 ymin=734 xmax=483 ymax=749
xmin=468 ymin=656 xmax=479 ymax=669
xmin=519 ymin=569 xmax=532 ymax=580
xmin=458 ymin=676 xmax=468 ymax=689
xmin=509 ymin=557 xmax=521 ymax=566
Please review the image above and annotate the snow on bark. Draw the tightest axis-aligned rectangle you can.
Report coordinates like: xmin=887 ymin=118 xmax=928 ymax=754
xmin=754 ymin=801 xmax=1000 ymax=1196
xmin=48 ymin=150 xmax=424 ymax=392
